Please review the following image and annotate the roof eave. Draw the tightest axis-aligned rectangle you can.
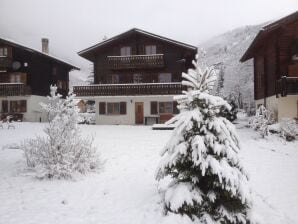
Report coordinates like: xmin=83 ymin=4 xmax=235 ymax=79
xmin=78 ymin=28 xmax=197 ymax=56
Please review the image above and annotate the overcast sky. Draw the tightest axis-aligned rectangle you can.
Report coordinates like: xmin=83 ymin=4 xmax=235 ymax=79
xmin=0 ymin=0 xmax=297 ymax=73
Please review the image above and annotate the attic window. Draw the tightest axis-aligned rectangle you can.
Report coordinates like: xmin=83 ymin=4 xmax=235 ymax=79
xmin=145 ymin=45 xmax=156 ymax=55
xmin=0 ymin=47 xmax=8 ymax=57
xmin=120 ymin=46 xmax=131 ymax=56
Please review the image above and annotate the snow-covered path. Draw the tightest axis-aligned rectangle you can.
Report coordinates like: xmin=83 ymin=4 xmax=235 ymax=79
xmin=0 ymin=123 xmax=297 ymax=224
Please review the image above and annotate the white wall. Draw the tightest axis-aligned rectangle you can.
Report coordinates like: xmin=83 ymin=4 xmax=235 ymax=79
xmin=255 ymin=95 xmax=298 ymax=121
xmin=277 ymin=95 xmax=298 ymax=121
xmin=0 ymin=95 xmax=48 ymax=122
xmin=80 ymin=95 xmax=177 ymax=125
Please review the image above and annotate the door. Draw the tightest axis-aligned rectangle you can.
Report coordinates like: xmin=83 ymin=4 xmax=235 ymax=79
xmin=135 ymin=102 xmax=144 ymax=124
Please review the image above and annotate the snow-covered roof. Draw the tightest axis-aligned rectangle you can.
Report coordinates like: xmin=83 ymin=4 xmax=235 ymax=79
xmin=78 ymin=28 xmax=197 ymax=60
xmin=240 ymin=11 xmax=298 ymax=62
xmin=0 ymin=37 xmax=79 ymax=70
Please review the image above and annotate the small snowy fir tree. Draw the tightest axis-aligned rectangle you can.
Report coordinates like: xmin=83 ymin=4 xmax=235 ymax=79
xmin=249 ymin=105 xmax=275 ymax=138
xmin=22 ymin=86 xmax=99 ymax=179
xmin=156 ymin=55 xmax=255 ymax=224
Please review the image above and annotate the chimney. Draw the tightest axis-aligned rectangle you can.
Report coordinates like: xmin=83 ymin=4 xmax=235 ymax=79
xmin=41 ymin=38 xmax=49 ymax=54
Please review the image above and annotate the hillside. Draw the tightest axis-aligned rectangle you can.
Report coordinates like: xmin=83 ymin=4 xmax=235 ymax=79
xmin=200 ymin=24 xmax=264 ymax=112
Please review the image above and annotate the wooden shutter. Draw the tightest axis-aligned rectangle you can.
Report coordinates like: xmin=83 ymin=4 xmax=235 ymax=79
xmin=156 ymin=44 xmax=162 ymax=54
xmin=120 ymin=102 xmax=126 ymax=114
xmin=20 ymin=73 xmax=27 ymax=84
xmin=20 ymin=100 xmax=27 ymax=112
xmin=99 ymin=102 xmax=106 ymax=114
xmin=10 ymin=101 xmax=17 ymax=112
xmin=2 ymin=100 xmax=8 ymax=113
xmin=150 ymin=101 xmax=158 ymax=115
xmin=173 ymin=101 xmax=179 ymax=114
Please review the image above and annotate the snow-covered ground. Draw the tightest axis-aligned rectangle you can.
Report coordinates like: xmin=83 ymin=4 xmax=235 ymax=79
xmin=0 ymin=121 xmax=297 ymax=224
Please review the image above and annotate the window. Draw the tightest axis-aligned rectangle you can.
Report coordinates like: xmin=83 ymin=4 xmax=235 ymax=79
xmin=110 ymin=74 xmax=120 ymax=84
xmin=107 ymin=102 xmax=126 ymax=115
xmin=159 ymin=102 xmax=173 ymax=113
xmin=158 ymin=73 xmax=172 ymax=83
xmin=133 ymin=74 xmax=142 ymax=83
xmin=57 ymin=80 xmax=67 ymax=89
xmin=10 ymin=74 xmax=21 ymax=83
xmin=145 ymin=45 xmax=156 ymax=55
xmin=9 ymin=73 xmax=27 ymax=84
xmin=99 ymin=102 xmax=106 ymax=114
xmin=120 ymin=46 xmax=131 ymax=56
xmin=0 ymin=47 xmax=8 ymax=57
xmin=1 ymin=100 xmax=8 ymax=113
xmin=9 ymin=100 xmax=27 ymax=113
xmin=150 ymin=101 xmax=158 ymax=115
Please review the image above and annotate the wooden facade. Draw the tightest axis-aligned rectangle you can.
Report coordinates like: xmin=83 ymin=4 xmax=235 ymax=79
xmin=241 ymin=12 xmax=298 ymax=100
xmin=75 ymin=28 xmax=197 ymax=96
xmin=0 ymin=38 xmax=78 ymax=97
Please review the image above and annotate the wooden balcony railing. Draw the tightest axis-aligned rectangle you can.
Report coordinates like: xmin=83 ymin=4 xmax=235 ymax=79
xmin=0 ymin=57 xmax=12 ymax=69
xmin=276 ymin=76 xmax=298 ymax=97
xmin=107 ymin=54 xmax=164 ymax=70
xmin=73 ymin=82 xmax=183 ymax=97
xmin=0 ymin=83 xmax=31 ymax=96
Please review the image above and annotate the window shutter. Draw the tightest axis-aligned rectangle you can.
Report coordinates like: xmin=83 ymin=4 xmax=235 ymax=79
xmin=151 ymin=101 xmax=158 ymax=115
xmin=156 ymin=44 xmax=162 ymax=54
xmin=173 ymin=101 xmax=179 ymax=114
xmin=120 ymin=102 xmax=126 ymax=114
xmin=2 ymin=100 xmax=8 ymax=113
xmin=20 ymin=100 xmax=27 ymax=112
xmin=99 ymin=102 xmax=106 ymax=114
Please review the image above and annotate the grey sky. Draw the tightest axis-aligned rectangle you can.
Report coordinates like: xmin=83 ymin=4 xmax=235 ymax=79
xmin=0 ymin=0 xmax=297 ymax=72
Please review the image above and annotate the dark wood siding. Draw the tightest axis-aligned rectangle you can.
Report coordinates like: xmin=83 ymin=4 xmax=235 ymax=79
xmin=252 ymin=19 xmax=298 ymax=99
xmin=93 ymin=32 xmax=196 ymax=85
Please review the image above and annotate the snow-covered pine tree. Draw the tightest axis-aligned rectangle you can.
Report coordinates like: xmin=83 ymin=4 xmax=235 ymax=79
xmin=156 ymin=55 xmax=254 ymax=224
xmin=23 ymin=86 xmax=99 ymax=179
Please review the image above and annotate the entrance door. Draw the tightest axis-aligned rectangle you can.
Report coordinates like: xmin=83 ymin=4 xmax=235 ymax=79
xmin=135 ymin=102 xmax=144 ymax=124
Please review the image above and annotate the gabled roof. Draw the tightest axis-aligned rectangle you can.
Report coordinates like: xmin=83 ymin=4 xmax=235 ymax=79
xmin=78 ymin=28 xmax=197 ymax=61
xmin=0 ymin=37 xmax=79 ymax=70
xmin=240 ymin=11 xmax=298 ymax=62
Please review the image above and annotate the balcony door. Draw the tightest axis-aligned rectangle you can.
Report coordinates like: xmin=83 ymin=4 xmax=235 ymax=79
xmin=135 ymin=102 xmax=144 ymax=124
xmin=158 ymin=73 xmax=172 ymax=83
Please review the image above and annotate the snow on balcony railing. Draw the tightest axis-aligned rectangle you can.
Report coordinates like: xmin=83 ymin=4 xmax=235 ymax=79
xmin=73 ymin=82 xmax=183 ymax=96
xmin=107 ymin=54 xmax=164 ymax=69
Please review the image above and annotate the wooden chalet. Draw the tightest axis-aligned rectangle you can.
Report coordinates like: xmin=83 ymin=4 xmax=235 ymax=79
xmin=241 ymin=11 xmax=298 ymax=120
xmin=74 ymin=28 xmax=197 ymax=125
xmin=0 ymin=37 xmax=78 ymax=121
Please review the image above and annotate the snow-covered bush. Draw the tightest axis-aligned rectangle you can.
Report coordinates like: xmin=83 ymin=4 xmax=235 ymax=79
xmin=280 ymin=118 xmax=298 ymax=141
xmin=22 ymin=86 xmax=99 ymax=179
xmin=249 ymin=105 xmax=275 ymax=137
xmin=156 ymin=55 xmax=255 ymax=223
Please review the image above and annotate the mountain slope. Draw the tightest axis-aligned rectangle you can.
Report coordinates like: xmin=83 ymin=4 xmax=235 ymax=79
xmin=200 ymin=24 xmax=264 ymax=112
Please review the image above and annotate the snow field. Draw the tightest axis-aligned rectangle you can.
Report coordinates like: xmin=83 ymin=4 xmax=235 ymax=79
xmin=0 ymin=123 xmax=297 ymax=224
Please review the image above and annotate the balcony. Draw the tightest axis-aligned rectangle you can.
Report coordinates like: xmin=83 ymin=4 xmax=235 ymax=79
xmin=73 ymin=82 xmax=183 ymax=97
xmin=107 ymin=54 xmax=164 ymax=70
xmin=0 ymin=83 xmax=31 ymax=96
xmin=276 ymin=76 xmax=298 ymax=97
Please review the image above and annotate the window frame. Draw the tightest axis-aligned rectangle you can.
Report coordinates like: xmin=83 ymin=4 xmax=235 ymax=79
xmin=120 ymin=46 xmax=131 ymax=56
xmin=145 ymin=45 xmax=157 ymax=55
xmin=107 ymin=102 xmax=126 ymax=115
xmin=0 ymin=47 xmax=8 ymax=57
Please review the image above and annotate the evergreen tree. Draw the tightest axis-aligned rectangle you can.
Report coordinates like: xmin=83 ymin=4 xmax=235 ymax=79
xmin=23 ymin=86 xmax=99 ymax=179
xmin=156 ymin=55 xmax=254 ymax=223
